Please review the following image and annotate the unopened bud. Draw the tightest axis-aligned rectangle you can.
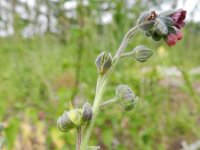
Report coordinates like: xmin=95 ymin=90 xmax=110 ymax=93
xmin=155 ymin=19 xmax=168 ymax=36
xmin=57 ymin=102 xmax=93 ymax=132
xmin=57 ymin=111 xmax=76 ymax=132
xmin=132 ymin=45 xmax=153 ymax=62
xmin=115 ymin=85 xmax=138 ymax=111
xmin=82 ymin=102 xmax=93 ymax=122
xmin=95 ymin=52 xmax=112 ymax=75
xmin=137 ymin=11 xmax=157 ymax=31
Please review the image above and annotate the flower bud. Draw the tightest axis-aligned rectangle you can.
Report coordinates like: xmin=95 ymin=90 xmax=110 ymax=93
xmin=57 ymin=111 xmax=76 ymax=132
xmin=57 ymin=102 xmax=93 ymax=132
xmin=132 ymin=45 xmax=153 ymax=62
xmin=95 ymin=52 xmax=112 ymax=75
xmin=155 ymin=19 xmax=168 ymax=36
xmin=82 ymin=102 xmax=93 ymax=122
xmin=115 ymin=85 xmax=138 ymax=111
xmin=137 ymin=11 xmax=157 ymax=31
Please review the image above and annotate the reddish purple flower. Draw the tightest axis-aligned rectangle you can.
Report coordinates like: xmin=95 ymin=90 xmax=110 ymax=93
xmin=165 ymin=31 xmax=183 ymax=47
xmin=165 ymin=33 xmax=177 ymax=46
xmin=142 ymin=9 xmax=187 ymax=47
xmin=171 ymin=9 xmax=187 ymax=29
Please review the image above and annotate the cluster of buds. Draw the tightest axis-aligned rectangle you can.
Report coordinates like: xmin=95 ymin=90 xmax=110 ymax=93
xmin=57 ymin=102 xmax=93 ymax=132
xmin=137 ymin=9 xmax=186 ymax=46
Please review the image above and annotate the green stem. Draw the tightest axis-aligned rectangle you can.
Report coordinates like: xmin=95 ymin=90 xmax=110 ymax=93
xmin=114 ymin=25 xmax=138 ymax=59
xmin=100 ymin=97 xmax=119 ymax=108
xmin=80 ymin=25 xmax=138 ymax=150
xmin=120 ymin=52 xmax=133 ymax=58
xmin=80 ymin=75 xmax=110 ymax=150
xmin=76 ymin=127 xmax=82 ymax=150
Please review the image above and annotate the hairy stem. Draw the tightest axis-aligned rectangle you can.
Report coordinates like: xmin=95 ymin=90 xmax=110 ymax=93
xmin=114 ymin=25 xmax=138 ymax=59
xmin=76 ymin=127 xmax=82 ymax=150
xmin=80 ymin=75 xmax=109 ymax=150
xmin=120 ymin=52 xmax=134 ymax=58
xmin=100 ymin=97 xmax=119 ymax=108
xmin=80 ymin=25 xmax=138 ymax=150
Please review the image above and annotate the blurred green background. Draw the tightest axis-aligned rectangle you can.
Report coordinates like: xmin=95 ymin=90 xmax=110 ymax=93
xmin=0 ymin=0 xmax=200 ymax=150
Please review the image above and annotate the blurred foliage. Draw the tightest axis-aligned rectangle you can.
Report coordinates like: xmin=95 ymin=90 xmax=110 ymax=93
xmin=0 ymin=0 xmax=200 ymax=150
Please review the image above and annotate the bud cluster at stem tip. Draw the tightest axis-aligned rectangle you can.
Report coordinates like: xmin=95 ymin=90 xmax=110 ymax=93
xmin=137 ymin=9 xmax=187 ymax=46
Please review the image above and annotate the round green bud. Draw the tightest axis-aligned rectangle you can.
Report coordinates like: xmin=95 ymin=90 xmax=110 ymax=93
xmin=115 ymin=85 xmax=138 ymax=111
xmin=57 ymin=111 xmax=75 ymax=132
xmin=132 ymin=45 xmax=153 ymax=62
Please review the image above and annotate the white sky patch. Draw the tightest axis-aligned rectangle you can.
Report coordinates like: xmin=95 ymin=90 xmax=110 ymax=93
xmin=98 ymin=12 xmax=113 ymax=25
xmin=64 ymin=1 xmax=77 ymax=10
xmin=40 ymin=5 xmax=47 ymax=14
xmin=26 ymin=0 xmax=36 ymax=7
xmin=18 ymin=0 xmax=200 ymax=22
xmin=102 ymin=12 xmax=113 ymax=24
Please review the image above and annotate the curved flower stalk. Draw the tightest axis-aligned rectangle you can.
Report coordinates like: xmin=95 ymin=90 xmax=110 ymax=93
xmin=57 ymin=8 xmax=187 ymax=150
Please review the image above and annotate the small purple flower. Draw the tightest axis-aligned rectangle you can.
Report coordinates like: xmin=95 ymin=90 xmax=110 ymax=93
xmin=171 ymin=9 xmax=187 ymax=29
